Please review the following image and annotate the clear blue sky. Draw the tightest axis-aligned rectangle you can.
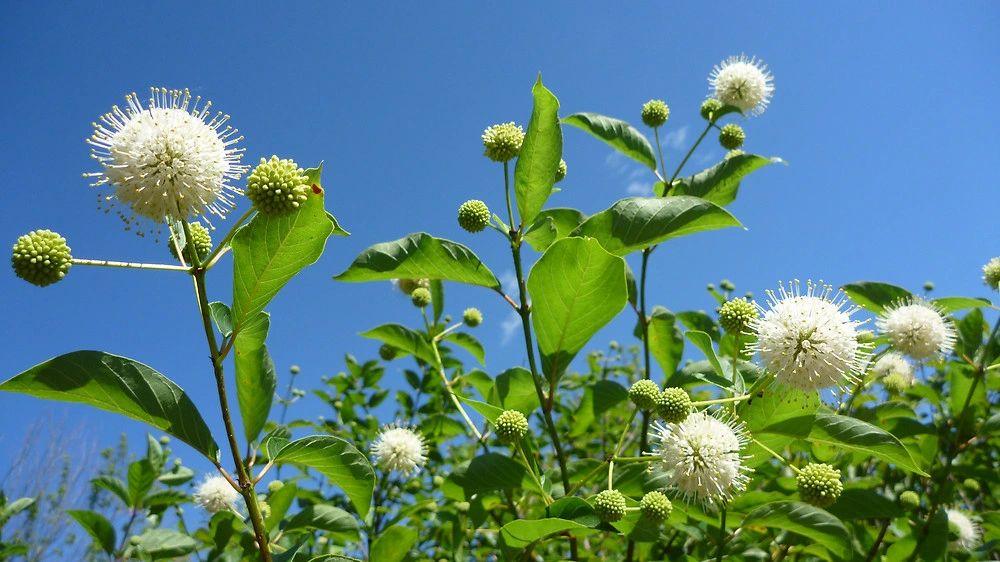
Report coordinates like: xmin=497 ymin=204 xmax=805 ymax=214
xmin=2 ymin=2 xmax=998 ymax=480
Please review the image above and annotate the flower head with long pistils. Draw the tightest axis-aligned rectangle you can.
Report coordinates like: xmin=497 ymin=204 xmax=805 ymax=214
xmin=750 ymin=281 xmax=869 ymax=392
xmin=877 ymin=298 xmax=956 ymax=360
xmin=193 ymin=474 xmax=240 ymax=514
xmin=708 ymin=54 xmax=775 ymax=116
xmin=650 ymin=411 xmax=752 ymax=506
xmin=371 ymin=424 xmax=427 ymax=476
xmin=86 ymin=87 xmax=247 ymax=228
xmin=944 ymin=508 xmax=981 ymax=551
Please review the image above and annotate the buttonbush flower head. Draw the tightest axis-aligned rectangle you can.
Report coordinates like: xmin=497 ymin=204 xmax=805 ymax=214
xmin=462 ymin=307 xmax=483 ymax=327
xmin=882 ymin=372 xmax=914 ymax=394
xmin=457 ymin=199 xmax=491 ymax=233
xmin=872 ymin=352 xmax=912 ymax=379
xmin=379 ymin=344 xmax=398 ymax=361
xmin=796 ymin=463 xmax=843 ymax=507
xmin=877 ymin=298 xmax=955 ymax=360
xmin=494 ymin=410 xmax=529 ymax=444
xmin=629 ymin=379 xmax=661 ymax=411
xmin=719 ymin=298 xmax=757 ymax=334
xmin=656 ymin=387 xmax=692 ymax=423
xmin=651 ymin=411 xmax=752 ymax=505
xmin=168 ymin=222 xmax=212 ymax=262
xmin=944 ymin=508 xmax=981 ymax=551
xmin=246 ymin=156 xmax=311 ymax=216
xmin=12 ymin=230 xmax=72 ymax=287
xmin=86 ymin=88 xmax=247 ymax=226
xmin=592 ymin=489 xmax=627 ymax=522
xmin=396 ymin=278 xmax=429 ymax=295
xmin=481 ymin=122 xmax=524 ymax=162
xmin=709 ymin=55 xmax=775 ymax=116
xmin=410 ymin=287 xmax=432 ymax=308
xmin=371 ymin=425 xmax=427 ymax=476
xmin=899 ymin=490 xmax=921 ymax=510
xmin=639 ymin=491 xmax=673 ymax=522
xmin=700 ymin=98 xmax=724 ymax=121
xmin=193 ymin=474 xmax=239 ymax=514
xmin=641 ymin=99 xmax=670 ymax=127
xmin=555 ymin=159 xmax=567 ymax=183
xmin=982 ymin=257 xmax=1000 ymax=291
xmin=750 ymin=281 xmax=868 ymax=392
xmin=719 ymin=123 xmax=746 ymax=150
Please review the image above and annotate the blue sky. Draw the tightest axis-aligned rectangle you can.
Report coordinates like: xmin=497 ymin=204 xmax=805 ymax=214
xmin=2 ymin=2 xmax=998 ymax=484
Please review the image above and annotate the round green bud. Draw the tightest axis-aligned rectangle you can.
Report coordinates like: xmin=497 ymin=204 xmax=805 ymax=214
xmin=129 ymin=535 xmax=141 ymax=545
xmin=796 ymin=463 xmax=843 ymax=508
xmin=158 ymin=436 xmax=170 ymax=445
xmin=379 ymin=344 xmax=398 ymax=361
xmin=882 ymin=373 xmax=912 ymax=394
xmin=495 ymin=409 xmax=529 ymax=444
xmin=628 ymin=380 xmax=661 ymax=412
xmin=463 ymin=307 xmax=483 ymax=327
xmin=267 ymin=480 xmax=284 ymax=493
xmin=899 ymin=490 xmax=920 ymax=510
xmin=923 ymin=281 xmax=935 ymax=292
xmin=411 ymin=287 xmax=432 ymax=308
xmin=398 ymin=278 xmax=430 ymax=295
xmin=706 ymin=283 xmax=716 ymax=291
xmin=246 ymin=156 xmax=311 ymax=216
xmin=641 ymin=99 xmax=670 ymax=127
xmin=482 ymin=122 xmax=525 ymax=162
xmin=289 ymin=365 xmax=301 ymax=375
xmin=457 ymin=200 xmax=491 ymax=233
xmin=168 ymin=222 xmax=212 ymax=262
xmin=963 ymin=478 xmax=981 ymax=493
xmin=12 ymin=230 xmax=72 ymax=287
xmin=291 ymin=388 xmax=306 ymax=398
xmin=700 ymin=98 xmax=724 ymax=121
xmin=982 ymin=257 xmax=1000 ymax=291
xmin=555 ymin=159 xmax=568 ymax=183
xmin=432 ymin=475 xmax=445 ymax=487
xmin=720 ymin=279 xmax=736 ymax=292
xmin=256 ymin=498 xmax=271 ymax=520
xmin=592 ymin=489 xmax=628 ymax=523
xmin=856 ymin=330 xmax=875 ymax=344
xmin=719 ymin=124 xmax=746 ymax=150
xmin=455 ymin=501 xmax=470 ymax=513
xmin=719 ymin=298 xmax=757 ymax=335
xmin=639 ymin=491 xmax=672 ymax=522
xmin=656 ymin=388 xmax=692 ymax=423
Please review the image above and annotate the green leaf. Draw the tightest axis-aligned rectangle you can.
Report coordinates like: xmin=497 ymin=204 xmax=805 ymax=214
xmin=442 ymin=332 xmax=485 ymax=365
xmin=453 ymin=453 xmax=540 ymax=495
xmin=369 ymin=525 xmax=417 ymax=562
xmin=523 ymin=208 xmax=587 ymax=253
xmin=492 ymin=367 xmax=539 ymax=413
xmin=563 ymin=112 xmax=656 ymax=170
xmin=741 ymin=501 xmax=850 ymax=560
xmin=932 ymin=296 xmax=993 ymax=313
xmin=571 ymin=196 xmax=742 ymax=256
xmin=1 ymin=351 xmax=218 ymax=460
xmin=665 ymin=153 xmax=782 ymax=205
xmin=127 ymin=460 xmax=156 ymax=507
xmin=274 ymin=436 xmax=375 ymax=518
xmin=527 ymin=237 xmax=628 ymax=380
xmin=334 ymin=232 xmax=500 ymax=290
xmin=231 ymin=190 xmax=334 ymax=333
xmin=157 ymin=466 xmax=194 ymax=486
xmin=66 ymin=510 xmax=116 ymax=555
xmin=460 ymin=396 xmax=503 ymax=423
xmin=499 ymin=518 xmax=591 ymax=555
xmin=647 ymin=307 xmax=684 ymax=379
xmin=264 ymin=482 xmax=298 ymax=532
xmin=133 ymin=529 xmax=197 ymax=560
xmin=91 ymin=476 xmax=131 ymax=507
xmin=234 ymin=312 xmax=276 ymax=443
xmin=430 ymin=279 xmax=445 ymax=324
xmin=514 ymin=76 xmax=563 ymax=226
xmin=360 ymin=323 xmax=435 ymax=365
xmin=825 ymin=489 xmax=901 ymax=520
xmin=684 ymin=331 xmax=732 ymax=389
xmin=841 ymin=282 xmax=912 ymax=314
xmin=0 ymin=497 xmax=34 ymax=527
xmin=805 ymin=411 xmax=927 ymax=475
xmin=208 ymin=301 xmax=233 ymax=337
xmin=284 ymin=505 xmax=359 ymax=538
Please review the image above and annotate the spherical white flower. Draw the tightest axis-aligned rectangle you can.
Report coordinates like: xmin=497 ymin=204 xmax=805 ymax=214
xmin=750 ymin=281 xmax=868 ymax=391
xmin=651 ymin=411 xmax=752 ymax=505
xmin=708 ymin=54 xmax=775 ymax=116
xmin=872 ymin=352 xmax=913 ymax=380
xmin=371 ymin=425 xmax=427 ymax=476
xmin=877 ymin=299 xmax=955 ymax=360
xmin=944 ymin=508 xmax=981 ymax=551
xmin=86 ymin=87 xmax=247 ymax=226
xmin=192 ymin=474 xmax=240 ymax=514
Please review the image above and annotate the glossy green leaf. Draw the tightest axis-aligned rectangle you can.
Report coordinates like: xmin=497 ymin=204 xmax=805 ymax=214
xmin=0 ymin=497 xmax=34 ymax=527
xmin=841 ymin=282 xmax=912 ymax=314
xmin=514 ymin=76 xmax=563 ymax=226
xmin=91 ymin=476 xmax=130 ymax=507
xmin=234 ymin=312 xmax=276 ymax=443
xmin=647 ymin=307 xmax=684 ymax=379
xmin=1 ymin=351 xmax=218 ymax=460
xmin=499 ymin=517 xmax=591 ymax=554
xmin=453 ymin=453 xmax=541 ymax=495
xmin=685 ymin=331 xmax=730 ymax=388
xmin=133 ymin=529 xmax=198 ymax=560
xmin=334 ymin=232 xmax=500 ymax=290
xmin=275 ymin=436 xmax=375 ymax=518
xmin=430 ymin=279 xmax=444 ymax=323
xmin=264 ymin=482 xmax=298 ymax=532
xmin=127 ymin=460 xmax=156 ymax=507
xmin=932 ymin=296 xmax=993 ymax=313
xmin=571 ymin=196 xmax=742 ymax=256
xmin=523 ymin=208 xmax=587 ymax=253
xmin=208 ymin=301 xmax=233 ymax=338
xmin=563 ymin=112 xmax=656 ymax=170
xmin=460 ymin=396 xmax=503 ymax=423
xmin=67 ymin=510 xmax=116 ymax=555
xmin=527 ymin=237 xmax=628 ymax=380
xmin=806 ymin=411 xmax=927 ymax=475
xmin=491 ymin=367 xmax=539 ymax=413
xmin=369 ymin=525 xmax=418 ymax=562
xmin=741 ymin=501 xmax=850 ymax=560
xmin=360 ymin=323 xmax=435 ymax=365
xmin=443 ymin=332 xmax=485 ymax=365
xmin=665 ymin=153 xmax=782 ymax=205
xmin=825 ymin=489 xmax=901 ymax=520
xmin=285 ymin=505 xmax=359 ymax=537
xmin=231 ymin=189 xmax=334 ymax=334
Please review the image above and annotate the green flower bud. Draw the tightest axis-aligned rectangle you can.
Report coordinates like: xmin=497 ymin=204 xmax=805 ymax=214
xmin=463 ymin=307 xmax=483 ymax=327
xmin=982 ymin=257 xmax=1000 ymax=291
xmin=432 ymin=475 xmax=445 ymax=487
xmin=482 ymin=122 xmax=524 ymax=162
xmin=720 ymin=279 xmax=736 ymax=292
xmin=639 ymin=491 xmax=672 ymax=522
xmin=719 ymin=124 xmax=746 ymax=150
xmin=398 ymin=278 xmax=430 ymax=295
xmin=657 ymin=387 xmax=692 ymax=423
xmin=411 ymin=287 xmax=432 ymax=308
xmin=379 ymin=344 xmax=398 ymax=361
xmin=856 ymin=330 xmax=875 ymax=343
xmin=641 ymin=99 xmax=670 ymax=127
xmin=455 ymin=501 xmax=470 ymax=513
xmin=457 ymin=200 xmax=491 ymax=233
xmin=719 ymin=298 xmax=757 ymax=335
xmin=168 ymin=222 xmax=212 ymax=262
xmin=963 ymin=478 xmax=981 ymax=494
xmin=592 ymin=489 xmax=627 ymax=523
xmin=246 ymin=156 xmax=311 ymax=216
xmin=495 ymin=409 xmax=529 ymax=444
xmin=267 ymin=480 xmax=284 ymax=493
xmin=797 ymin=463 xmax=843 ymax=508
xmin=158 ymin=436 xmax=170 ymax=445
xmin=923 ymin=281 xmax=935 ymax=292
xmin=555 ymin=159 xmax=568 ymax=183
xmin=12 ymin=230 xmax=72 ymax=287
xmin=628 ymin=380 xmax=661 ymax=412
xmin=700 ymin=98 xmax=724 ymax=121
xmin=882 ymin=373 xmax=912 ymax=394
xmin=899 ymin=490 xmax=920 ymax=510
xmin=290 ymin=365 xmax=301 ymax=375
xmin=256 ymin=498 xmax=271 ymax=520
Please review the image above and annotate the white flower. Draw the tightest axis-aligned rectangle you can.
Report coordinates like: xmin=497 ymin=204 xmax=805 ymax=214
xmin=872 ymin=352 xmax=913 ymax=379
xmin=709 ymin=54 xmax=775 ymax=116
xmin=193 ymin=474 xmax=240 ymax=514
xmin=371 ymin=425 xmax=427 ymax=476
xmin=751 ymin=281 xmax=868 ymax=391
xmin=86 ymin=87 xmax=247 ymax=226
xmin=944 ymin=508 xmax=981 ymax=551
xmin=650 ymin=411 xmax=752 ymax=505
xmin=877 ymin=299 xmax=955 ymax=360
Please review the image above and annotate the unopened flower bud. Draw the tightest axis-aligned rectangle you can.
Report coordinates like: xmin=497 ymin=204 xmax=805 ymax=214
xmin=555 ymin=159 xmax=568 ymax=183
xmin=719 ymin=124 xmax=745 ymax=150
xmin=267 ymin=480 xmax=284 ymax=493
xmin=398 ymin=278 xmax=430 ymax=295
xmin=379 ymin=344 xmax=398 ymax=361
xmin=495 ymin=410 xmax=529 ymax=444
xmin=899 ymin=490 xmax=920 ymax=510
xmin=411 ymin=287 xmax=432 ymax=308
xmin=641 ymin=99 xmax=670 ymax=127
xmin=700 ymin=98 xmax=724 ymax=121
xmin=457 ymin=200 xmax=491 ymax=233
xmin=290 ymin=365 xmax=301 ymax=375
xmin=12 ymin=230 xmax=72 ymax=287
xmin=482 ymin=122 xmax=524 ymax=162
xmin=657 ymin=388 xmax=692 ymax=423
xmin=719 ymin=299 xmax=757 ymax=334
xmin=463 ymin=308 xmax=483 ymax=327
xmin=982 ymin=257 xmax=1000 ymax=291
xmin=639 ymin=491 xmax=672 ymax=522
xmin=629 ymin=380 xmax=661 ymax=411
xmin=797 ymin=463 xmax=843 ymax=507
xmin=592 ymin=489 xmax=627 ymax=522
xmin=246 ymin=156 xmax=311 ymax=216
xmin=168 ymin=222 xmax=212 ymax=262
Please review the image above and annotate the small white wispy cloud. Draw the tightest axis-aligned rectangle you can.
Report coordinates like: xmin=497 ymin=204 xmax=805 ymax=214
xmin=663 ymin=126 xmax=689 ymax=150
xmin=500 ymin=311 xmax=520 ymax=346
xmin=499 ymin=269 xmax=517 ymax=297
xmin=626 ymin=181 xmax=652 ymax=195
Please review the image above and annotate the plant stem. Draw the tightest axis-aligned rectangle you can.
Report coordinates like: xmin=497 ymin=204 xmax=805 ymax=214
xmin=429 ymin=337 xmax=483 ymax=441
xmin=716 ymin=507 xmax=727 ymax=562
xmin=863 ymin=519 xmax=890 ymax=562
xmin=752 ymin=437 xmax=799 ymax=474
xmin=517 ymin=442 xmax=553 ymax=505
xmin=669 ymin=122 xmax=714 ymax=185
xmin=201 ymin=208 xmax=255 ymax=270
xmin=653 ymin=127 xmax=667 ymax=179
xmin=71 ymin=258 xmax=189 ymax=272
xmin=692 ymin=394 xmax=752 ymax=407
